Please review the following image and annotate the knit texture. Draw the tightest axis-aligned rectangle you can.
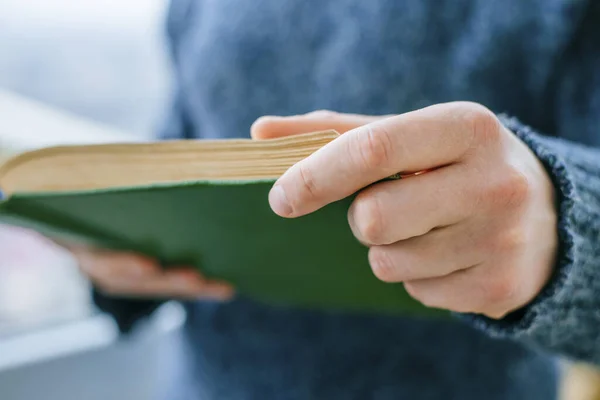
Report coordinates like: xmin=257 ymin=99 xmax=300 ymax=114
xmin=93 ymin=0 xmax=600 ymax=398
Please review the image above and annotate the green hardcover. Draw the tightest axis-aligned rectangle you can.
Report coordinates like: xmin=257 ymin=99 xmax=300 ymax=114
xmin=0 ymin=180 xmax=446 ymax=317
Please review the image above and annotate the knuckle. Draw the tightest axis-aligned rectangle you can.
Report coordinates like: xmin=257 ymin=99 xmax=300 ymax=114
xmin=369 ymin=247 xmax=398 ymax=282
xmin=483 ymin=273 xmax=519 ymax=304
xmin=297 ymin=162 xmax=319 ymax=200
xmin=502 ymin=168 xmax=531 ymax=207
xmin=352 ymin=124 xmax=394 ymax=170
xmin=480 ymin=168 xmax=531 ymax=210
xmin=460 ymin=103 xmax=501 ymax=145
xmin=351 ymin=192 xmax=387 ymax=244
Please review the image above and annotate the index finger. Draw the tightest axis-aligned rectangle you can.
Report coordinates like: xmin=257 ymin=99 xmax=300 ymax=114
xmin=269 ymin=102 xmax=494 ymax=217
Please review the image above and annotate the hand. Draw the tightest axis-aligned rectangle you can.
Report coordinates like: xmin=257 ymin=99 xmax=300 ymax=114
xmin=63 ymin=244 xmax=234 ymax=301
xmin=251 ymin=103 xmax=558 ymax=318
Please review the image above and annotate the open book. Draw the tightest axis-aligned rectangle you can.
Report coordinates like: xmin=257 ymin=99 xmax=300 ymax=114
xmin=0 ymin=130 xmax=444 ymax=317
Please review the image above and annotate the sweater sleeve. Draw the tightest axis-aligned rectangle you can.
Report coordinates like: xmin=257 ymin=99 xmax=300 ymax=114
xmin=463 ymin=115 xmax=600 ymax=365
xmin=465 ymin=3 xmax=600 ymax=364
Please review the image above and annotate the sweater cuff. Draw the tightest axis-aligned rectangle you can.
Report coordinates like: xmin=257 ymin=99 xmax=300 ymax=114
xmin=92 ymin=287 xmax=163 ymax=334
xmin=461 ymin=115 xmax=600 ymax=363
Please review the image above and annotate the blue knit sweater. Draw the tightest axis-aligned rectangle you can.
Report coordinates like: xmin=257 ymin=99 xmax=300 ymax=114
xmin=94 ymin=1 xmax=600 ymax=398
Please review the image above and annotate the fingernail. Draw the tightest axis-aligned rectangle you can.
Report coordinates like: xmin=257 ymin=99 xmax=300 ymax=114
xmin=269 ymin=184 xmax=293 ymax=216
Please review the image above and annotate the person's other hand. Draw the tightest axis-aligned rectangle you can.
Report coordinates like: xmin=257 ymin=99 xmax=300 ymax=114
xmin=251 ymin=103 xmax=558 ymax=319
xmin=64 ymin=244 xmax=234 ymax=301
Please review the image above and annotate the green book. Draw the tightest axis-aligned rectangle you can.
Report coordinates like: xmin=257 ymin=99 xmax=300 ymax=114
xmin=0 ymin=131 xmax=445 ymax=317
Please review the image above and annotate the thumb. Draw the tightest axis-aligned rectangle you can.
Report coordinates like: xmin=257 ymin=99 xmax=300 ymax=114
xmin=250 ymin=110 xmax=391 ymax=140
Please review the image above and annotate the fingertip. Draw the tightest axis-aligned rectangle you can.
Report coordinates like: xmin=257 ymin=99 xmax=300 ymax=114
xmin=250 ymin=115 xmax=280 ymax=139
xmin=203 ymin=282 xmax=236 ymax=301
xmin=268 ymin=184 xmax=294 ymax=217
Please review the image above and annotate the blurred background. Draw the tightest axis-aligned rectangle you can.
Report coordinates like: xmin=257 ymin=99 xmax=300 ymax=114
xmin=0 ymin=0 xmax=167 ymax=334
xmin=0 ymin=1 xmax=598 ymax=400
xmin=0 ymin=0 xmax=169 ymax=136
xmin=0 ymin=1 xmax=184 ymax=400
